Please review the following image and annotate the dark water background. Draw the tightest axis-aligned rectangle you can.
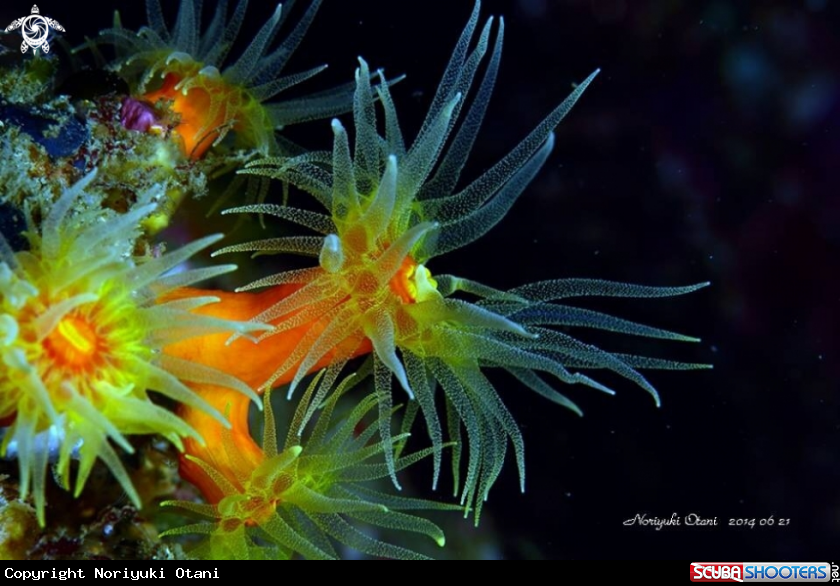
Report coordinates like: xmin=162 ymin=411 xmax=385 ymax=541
xmin=3 ymin=0 xmax=837 ymax=560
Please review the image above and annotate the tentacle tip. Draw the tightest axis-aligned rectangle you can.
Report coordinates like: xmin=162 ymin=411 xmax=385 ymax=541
xmin=126 ymin=491 xmax=143 ymax=509
xmin=519 ymin=327 xmax=539 ymax=339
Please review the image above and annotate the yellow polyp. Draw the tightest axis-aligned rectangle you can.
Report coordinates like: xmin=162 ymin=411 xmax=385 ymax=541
xmin=413 ymin=265 xmax=439 ymax=302
xmin=60 ymin=320 xmax=93 ymax=352
xmin=46 ymin=316 xmax=100 ymax=369
xmin=58 ymin=319 xmax=94 ymax=353
xmin=388 ymin=256 xmax=440 ymax=304
xmin=162 ymin=377 xmax=459 ymax=560
xmin=389 ymin=257 xmax=417 ymax=304
xmin=227 ymin=14 xmax=708 ymax=523
xmin=0 ymin=171 xmax=262 ymax=525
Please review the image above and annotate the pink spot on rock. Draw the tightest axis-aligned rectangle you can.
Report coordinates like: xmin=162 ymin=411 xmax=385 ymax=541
xmin=120 ymin=98 xmax=162 ymax=133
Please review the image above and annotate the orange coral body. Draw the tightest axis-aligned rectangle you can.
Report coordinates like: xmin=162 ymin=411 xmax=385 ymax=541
xmin=163 ymin=285 xmax=372 ymax=503
xmin=143 ymin=73 xmax=231 ymax=160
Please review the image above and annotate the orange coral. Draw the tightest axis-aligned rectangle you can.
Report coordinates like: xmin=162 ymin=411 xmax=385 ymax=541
xmin=0 ymin=172 xmax=264 ymax=525
xmin=163 ymin=285 xmax=372 ymax=502
xmin=142 ymin=72 xmax=228 ymax=160
xmin=141 ymin=69 xmax=273 ymax=161
xmin=100 ymin=0 xmax=357 ymax=160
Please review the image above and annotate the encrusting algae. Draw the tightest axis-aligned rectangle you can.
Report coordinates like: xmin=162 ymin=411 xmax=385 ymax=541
xmin=0 ymin=0 xmax=710 ymax=560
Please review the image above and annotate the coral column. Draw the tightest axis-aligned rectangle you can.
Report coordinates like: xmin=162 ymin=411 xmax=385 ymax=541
xmin=162 ymin=286 xmax=372 ymax=502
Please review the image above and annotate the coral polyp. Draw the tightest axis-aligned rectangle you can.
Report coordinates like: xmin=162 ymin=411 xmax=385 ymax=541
xmin=220 ymin=2 xmax=711 ymax=522
xmin=0 ymin=171 xmax=265 ymax=525
xmin=98 ymin=0 xmax=356 ymax=159
xmin=0 ymin=0 xmax=717 ymax=561
xmin=163 ymin=369 xmax=459 ymax=560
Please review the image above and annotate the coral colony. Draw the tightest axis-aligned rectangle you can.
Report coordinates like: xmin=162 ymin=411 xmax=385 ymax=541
xmin=0 ymin=1 xmax=709 ymax=559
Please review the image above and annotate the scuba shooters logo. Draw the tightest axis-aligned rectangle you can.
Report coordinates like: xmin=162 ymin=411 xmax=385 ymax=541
xmin=4 ymin=5 xmax=65 ymax=54
xmin=690 ymin=563 xmax=834 ymax=582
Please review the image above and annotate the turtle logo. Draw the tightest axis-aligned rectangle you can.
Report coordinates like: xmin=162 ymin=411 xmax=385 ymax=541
xmin=4 ymin=5 xmax=65 ymax=55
